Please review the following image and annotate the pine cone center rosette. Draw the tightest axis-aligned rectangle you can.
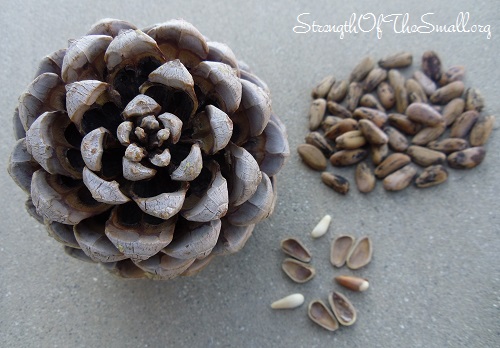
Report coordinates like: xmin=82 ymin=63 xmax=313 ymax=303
xmin=8 ymin=18 xmax=289 ymax=279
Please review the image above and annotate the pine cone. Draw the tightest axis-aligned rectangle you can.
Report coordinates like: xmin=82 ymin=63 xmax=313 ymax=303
xmin=8 ymin=18 xmax=289 ymax=279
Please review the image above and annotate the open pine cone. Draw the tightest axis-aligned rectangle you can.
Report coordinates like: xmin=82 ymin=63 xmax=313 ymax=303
xmin=8 ymin=18 xmax=289 ymax=279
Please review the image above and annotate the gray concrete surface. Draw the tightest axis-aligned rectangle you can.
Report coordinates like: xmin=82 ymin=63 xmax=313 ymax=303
xmin=1 ymin=1 xmax=499 ymax=347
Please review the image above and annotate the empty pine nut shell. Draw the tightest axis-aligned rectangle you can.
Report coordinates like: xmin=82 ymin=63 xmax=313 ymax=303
xmin=346 ymin=236 xmax=372 ymax=270
xmin=281 ymin=258 xmax=316 ymax=283
xmin=328 ymin=291 xmax=357 ymax=326
xmin=331 ymin=235 xmax=355 ymax=268
xmin=308 ymin=300 xmax=339 ymax=331
xmin=281 ymin=238 xmax=312 ymax=262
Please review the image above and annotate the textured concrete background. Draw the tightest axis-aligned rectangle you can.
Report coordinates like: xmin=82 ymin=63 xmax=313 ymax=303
xmin=1 ymin=1 xmax=499 ymax=347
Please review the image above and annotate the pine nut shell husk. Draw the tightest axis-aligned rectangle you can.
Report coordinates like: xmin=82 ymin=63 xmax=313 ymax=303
xmin=331 ymin=235 xmax=355 ymax=268
xmin=328 ymin=291 xmax=357 ymax=326
xmin=280 ymin=238 xmax=312 ymax=263
xmin=308 ymin=300 xmax=339 ymax=331
xmin=281 ymin=258 xmax=316 ymax=283
xmin=346 ymin=236 xmax=372 ymax=270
